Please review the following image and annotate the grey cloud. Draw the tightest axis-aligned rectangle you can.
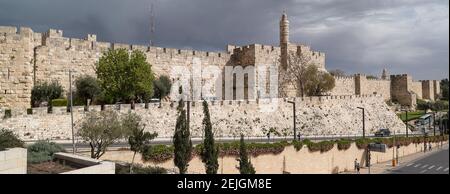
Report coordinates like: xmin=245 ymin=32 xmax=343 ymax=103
xmin=0 ymin=0 xmax=447 ymax=80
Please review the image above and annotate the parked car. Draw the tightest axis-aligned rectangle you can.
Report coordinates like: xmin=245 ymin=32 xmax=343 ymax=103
xmin=375 ymin=128 xmax=391 ymax=137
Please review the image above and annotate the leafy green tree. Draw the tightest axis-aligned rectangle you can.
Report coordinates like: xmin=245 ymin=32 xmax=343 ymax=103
xmin=95 ymin=49 xmax=155 ymax=104
xmin=78 ymin=110 xmax=126 ymax=159
xmin=153 ymin=75 xmax=172 ymax=99
xmin=236 ymin=134 xmax=255 ymax=174
xmin=173 ymin=86 xmax=192 ymax=174
xmin=200 ymin=100 xmax=219 ymax=174
xmin=303 ymin=65 xmax=336 ymax=96
xmin=75 ymin=75 xmax=101 ymax=105
xmin=441 ymin=79 xmax=449 ymax=100
xmin=125 ymin=113 xmax=158 ymax=173
xmin=0 ymin=129 xmax=24 ymax=151
xmin=31 ymin=81 xmax=63 ymax=107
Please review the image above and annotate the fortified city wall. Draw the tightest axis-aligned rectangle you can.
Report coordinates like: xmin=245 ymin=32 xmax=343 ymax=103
xmin=0 ymin=23 xmax=441 ymax=111
xmin=0 ymin=94 xmax=405 ymax=141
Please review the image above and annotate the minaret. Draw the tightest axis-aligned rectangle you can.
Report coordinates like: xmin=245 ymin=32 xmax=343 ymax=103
xmin=381 ymin=68 xmax=389 ymax=80
xmin=280 ymin=11 xmax=289 ymax=70
xmin=280 ymin=11 xmax=289 ymax=45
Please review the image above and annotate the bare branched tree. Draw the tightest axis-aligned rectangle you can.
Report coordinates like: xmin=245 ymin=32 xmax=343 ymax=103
xmin=280 ymin=52 xmax=313 ymax=97
xmin=280 ymin=51 xmax=335 ymax=97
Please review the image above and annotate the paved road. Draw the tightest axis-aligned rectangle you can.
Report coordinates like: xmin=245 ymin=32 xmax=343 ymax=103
xmin=387 ymin=145 xmax=449 ymax=174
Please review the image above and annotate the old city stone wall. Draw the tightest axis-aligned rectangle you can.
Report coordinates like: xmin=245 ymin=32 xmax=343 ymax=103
xmin=330 ymin=76 xmax=355 ymax=96
xmin=0 ymin=25 xmax=441 ymax=111
xmin=0 ymin=27 xmax=36 ymax=110
xmin=355 ymin=74 xmax=391 ymax=100
xmin=0 ymin=94 xmax=405 ymax=141
xmin=421 ymin=80 xmax=436 ymax=100
xmin=411 ymin=81 xmax=423 ymax=99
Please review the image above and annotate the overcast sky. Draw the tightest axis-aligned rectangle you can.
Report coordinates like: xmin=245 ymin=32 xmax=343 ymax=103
xmin=0 ymin=0 xmax=448 ymax=80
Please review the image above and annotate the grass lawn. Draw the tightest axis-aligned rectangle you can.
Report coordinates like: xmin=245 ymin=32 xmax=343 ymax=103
xmin=397 ymin=110 xmax=426 ymax=122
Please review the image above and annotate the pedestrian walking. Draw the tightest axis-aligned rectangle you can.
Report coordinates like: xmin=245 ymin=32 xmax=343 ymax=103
xmin=354 ymin=158 xmax=360 ymax=174
xmin=429 ymin=142 xmax=432 ymax=151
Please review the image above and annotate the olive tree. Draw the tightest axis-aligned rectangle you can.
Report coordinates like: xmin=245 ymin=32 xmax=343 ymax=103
xmin=77 ymin=110 xmax=127 ymax=159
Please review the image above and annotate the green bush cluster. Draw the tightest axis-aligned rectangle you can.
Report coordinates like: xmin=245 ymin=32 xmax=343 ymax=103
xmin=31 ymin=81 xmax=63 ymax=107
xmin=355 ymin=138 xmax=371 ymax=149
xmin=417 ymin=99 xmax=449 ymax=111
xmin=4 ymin=109 xmax=12 ymax=119
xmin=27 ymin=141 xmax=65 ymax=164
xmin=141 ymin=144 xmax=174 ymax=163
xmin=137 ymin=135 xmax=449 ymax=161
xmin=115 ymin=163 xmax=167 ymax=174
xmin=304 ymin=140 xmax=335 ymax=153
xmin=292 ymin=140 xmax=303 ymax=151
xmin=0 ymin=129 xmax=24 ymax=151
xmin=51 ymin=98 xmax=67 ymax=107
xmin=336 ymin=139 xmax=352 ymax=150
xmin=27 ymin=108 xmax=33 ymax=115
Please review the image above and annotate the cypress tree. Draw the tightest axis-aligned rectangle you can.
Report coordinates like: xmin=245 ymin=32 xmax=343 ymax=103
xmin=237 ymin=134 xmax=256 ymax=174
xmin=173 ymin=86 xmax=192 ymax=174
xmin=201 ymin=100 xmax=219 ymax=174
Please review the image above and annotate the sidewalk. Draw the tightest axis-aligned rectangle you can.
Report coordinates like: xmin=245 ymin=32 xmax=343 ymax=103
xmin=341 ymin=143 xmax=449 ymax=174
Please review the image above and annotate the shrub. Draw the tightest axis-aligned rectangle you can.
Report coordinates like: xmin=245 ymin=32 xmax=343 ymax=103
xmin=51 ymin=98 xmax=67 ymax=107
xmin=417 ymin=99 xmax=432 ymax=111
xmin=336 ymin=139 xmax=352 ymax=150
xmin=0 ymin=129 xmax=24 ymax=151
xmin=115 ymin=163 xmax=167 ymax=174
xmin=305 ymin=140 xmax=334 ymax=153
xmin=432 ymin=100 xmax=449 ymax=111
xmin=355 ymin=138 xmax=371 ymax=149
xmin=141 ymin=145 xmax=174 ymax=163
xmin=31 ymin=81 xmax=63 ymax=107
xmin=153 ymin=75 xmax=172 ymax=99
xmin=27 ymin=108 xmax=33 ymax=115
xmin=27 ymin=140 xmax=65 ymax=164
xmin=292 ymin=140 xmax=303 ymax=151
xmin=4 ymin=109 xmax=12 ymax=118
xmin=75 ymin=75 xmax=101 ymax=105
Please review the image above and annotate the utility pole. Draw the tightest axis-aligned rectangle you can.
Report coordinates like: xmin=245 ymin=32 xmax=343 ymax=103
xmin=69 ymin=70 xmax=76 ymax=154
xmin=287 ymin=101 xmax=296 ymax=140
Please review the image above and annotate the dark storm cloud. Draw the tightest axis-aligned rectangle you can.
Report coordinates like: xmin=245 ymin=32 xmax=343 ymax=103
xmin=0 ymin=0 xmax=448 ymax=79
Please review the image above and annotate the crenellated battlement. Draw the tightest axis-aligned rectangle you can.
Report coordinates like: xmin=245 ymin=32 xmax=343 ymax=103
xmin=333 ymin=75 xmax=354 ymax=80
xmin=0 ymin=26 xmax=18 ymax=34
xmin=4 ymin=94 xmax=383 ymax=118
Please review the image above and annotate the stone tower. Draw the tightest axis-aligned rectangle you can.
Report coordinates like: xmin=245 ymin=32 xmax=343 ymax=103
xmin=381 ymin=68 xmax=389 ymax=80
xmin=280 ymin=11 xmax=289 ymax=69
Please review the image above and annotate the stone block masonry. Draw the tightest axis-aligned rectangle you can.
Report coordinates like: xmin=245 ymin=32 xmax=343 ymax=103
xmin=0 ymin=94 xmax=406 ymax=141
xmin=0 ymin=13 xmax=441 ymax=109
xmin=0 ymin=148 xmax=27 ymax=174
xmin=99 ymin=140 xmax=447 ymax=174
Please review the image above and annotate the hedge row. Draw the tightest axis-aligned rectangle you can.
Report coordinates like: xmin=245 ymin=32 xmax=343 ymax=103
xmin=139 ymin=135 xmax=449 ymax=163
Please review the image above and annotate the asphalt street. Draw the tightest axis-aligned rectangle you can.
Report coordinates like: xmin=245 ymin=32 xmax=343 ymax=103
xmin=388 ymin=145 xmax=449 ymax=174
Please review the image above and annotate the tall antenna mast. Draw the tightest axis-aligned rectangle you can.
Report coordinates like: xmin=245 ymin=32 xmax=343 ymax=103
xmin=149 ymin=1 xmax=155 ymax=46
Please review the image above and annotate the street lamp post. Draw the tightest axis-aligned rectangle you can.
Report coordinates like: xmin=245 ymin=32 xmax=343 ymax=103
xmin=357 ymin=107 xmax=365 ymax=138
xmin=357 ymin=106 xmax=369 ymax=169
xmin=433 ymin=112 xmax=436 ymax=136
xmin=405 ymin=110 xmax=408 ymax=137
xmin=287 ymin=101 xmax=297 ymax=140
xmin=69 ymin=70 xmax=76 ymax=154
